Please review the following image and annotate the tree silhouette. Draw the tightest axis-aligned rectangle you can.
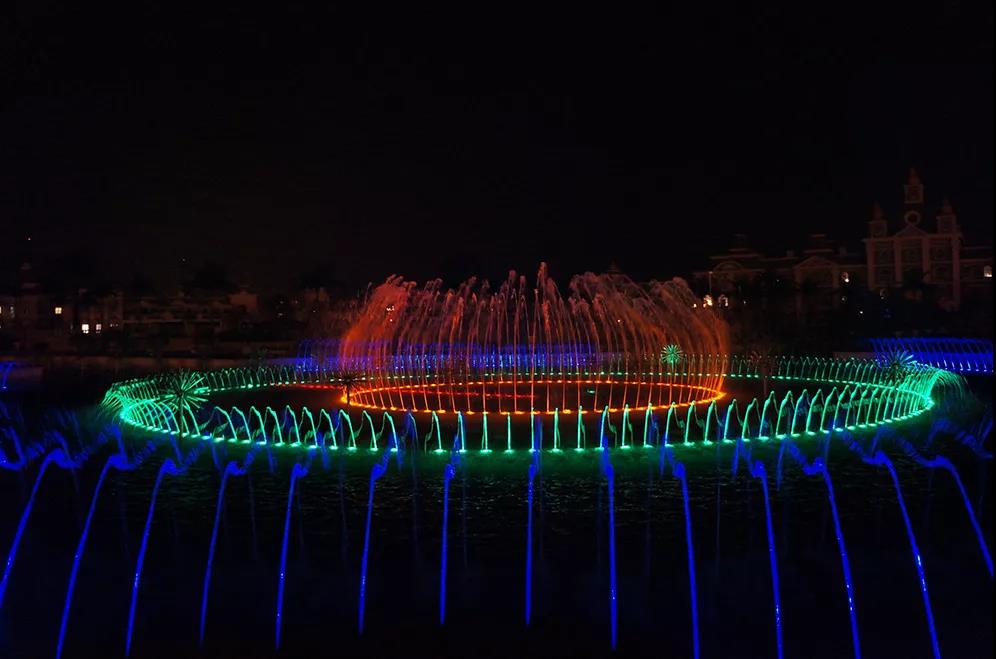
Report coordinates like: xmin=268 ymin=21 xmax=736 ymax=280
xmin=159 ymin=371 xmax=209 ymax=433
xmin=340 ymin=371 xmax=360 ymax=407
xmin=748 ymin=340 xmax=779 ymax=399
xmin=880 ymin=349 xmax=917 ymax=385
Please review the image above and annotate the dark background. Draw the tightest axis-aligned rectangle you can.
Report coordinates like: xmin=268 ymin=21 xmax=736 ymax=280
xmin=3 ymin=2 xmax=992 ymax=292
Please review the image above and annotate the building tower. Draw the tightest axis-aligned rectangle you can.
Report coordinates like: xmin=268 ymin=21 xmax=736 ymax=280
xmin=902 ymin=167 xmax=925 ymax=225
xmin=863 ymin=168 xmax=966 ymax=311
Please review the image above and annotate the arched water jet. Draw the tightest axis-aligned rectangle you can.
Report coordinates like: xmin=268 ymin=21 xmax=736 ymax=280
xmin=126 ymin=448 xmax=202 ymax=657
xmin=199 ymin=449 xmax=264 ymax=646
xmin=338 ymin=266 xmax=728 ymax=416
xmin=275 ymin=461 xmax=310 ymax=649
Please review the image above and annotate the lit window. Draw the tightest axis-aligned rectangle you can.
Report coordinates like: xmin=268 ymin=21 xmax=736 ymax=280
xmin=985 ymin=266 xmax=993 ymax=279
xmin=81 ymin=323 xmax=90 ymax=334
xmin=95 ymin=323 xmax=102 ymax=333
xmin=841 ymin=272 xmax=850 ymax=284
xmin=54 ymin=306 xmax=63 ymax=315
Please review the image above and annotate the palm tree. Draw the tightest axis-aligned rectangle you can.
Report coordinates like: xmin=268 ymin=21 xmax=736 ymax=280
xmin=880 ymin=349 xmax=917 ymax=385
xmin=159 ymin=371 xmax=209 ymax=434
xmin=661 ymin=343 xmax=684 ymax=405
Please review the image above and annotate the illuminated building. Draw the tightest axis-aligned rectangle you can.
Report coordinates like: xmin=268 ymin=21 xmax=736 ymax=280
xmin=695 ymin=169 xmax=992 ymax=329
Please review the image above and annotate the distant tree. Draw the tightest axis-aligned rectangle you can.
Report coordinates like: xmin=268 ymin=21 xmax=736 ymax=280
xmin=900 ymin=268 xmax=928 ymax=302
xmin=249 ymin=346 xmax=269 ymax=370
xmin=340 ymin=371 xmax=360 ymax=407
xmin=755 ymin=271 xmax=795 ymax=313
xmin=894 ymin=268 xmax=943 ymax=330
xmin=746 ymin=337 xmax=781 ymax=399
xmin=185 ymin=262 xmax=236 ymax=295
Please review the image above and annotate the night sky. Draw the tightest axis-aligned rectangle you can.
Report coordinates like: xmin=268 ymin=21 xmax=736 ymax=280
xmin=3 ymin=3 xmax=992 ymax=293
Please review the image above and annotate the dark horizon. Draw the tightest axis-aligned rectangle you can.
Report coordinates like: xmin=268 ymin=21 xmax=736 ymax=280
xmin=3 ymin=3 xmax=992 ymax=293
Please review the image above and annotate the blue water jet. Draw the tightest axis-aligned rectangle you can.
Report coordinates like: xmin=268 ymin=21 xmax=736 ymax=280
xmin=660 ymin=438 xmax=700 ymax=659
xmin=900 ymin=442 xmax=992 ymax=578
xmin=871 ymin=450 xmax=941 ymax=659
xmin=817 ymin=461 xmax=859 ymax=658
xmin=730 ymin=427 xmax=782 ymax=657
xmin=1 ymin=450 xmax=64 ymax=608
xmin=440 ymin=462 xmax=455 ymax=624
xmin=525 ymin=453 xmax=537 ymax=626
xmin=599 ymin=447 xmax=618 ymax=650
xmin=358 ymin=441 xmax=393 ymax=634
xmin=275 ymin=461 xmax=309 ymax=649
xmin=779 ymin=437 xmax=860 ymax=659
xmin=842 ymin=431 xmax=942 ymax=659
xmin=674 ymin=462 xmax=700 ymax=659
xmin=750 ymin=460 xmax=783 ymax=659
xmin=57 ymin=451 xmax=133 ymax=659
xmin=200 ymin=459 xmax=249 ymax=646
xmin=126 ymin=457 xmax=189 ymax=656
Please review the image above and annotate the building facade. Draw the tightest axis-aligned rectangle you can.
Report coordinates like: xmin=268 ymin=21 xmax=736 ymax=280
xmin=865 ymin=168 xmax=969 ymax=310
xmin=1 ymin=262 xmax=265 ymax=355
xmin=694 ymin=169 xmax=992 ymax=333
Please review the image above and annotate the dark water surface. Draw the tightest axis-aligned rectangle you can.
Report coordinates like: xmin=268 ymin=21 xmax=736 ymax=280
xmin=0 ymin=380 xmax=992 ymax=658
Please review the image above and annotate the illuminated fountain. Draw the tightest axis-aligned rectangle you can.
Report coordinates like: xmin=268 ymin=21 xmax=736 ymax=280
xmin=1 ymin=361 xmax=19 ymax=391
xmin=870 ymin=337 xmax=993 ymax=374
xmin=100 ymin=353 xmax=954 ymax=452
xmin=336 ymin=264 xmax=728 ymax=415
xmin=3 ymin=377 xmax=990 ymax=658
xmin=4 ymin=266 xmax=989 ymax=658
